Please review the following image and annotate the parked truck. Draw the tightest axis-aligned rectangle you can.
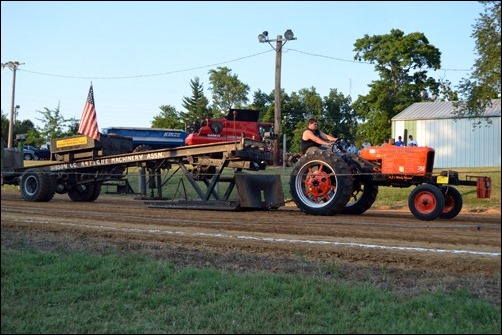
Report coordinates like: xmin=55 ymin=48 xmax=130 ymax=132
xmin=101 ymin=127 xmax=188 ymax=152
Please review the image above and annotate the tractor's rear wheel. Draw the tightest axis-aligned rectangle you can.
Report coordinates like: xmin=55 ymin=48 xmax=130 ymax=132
xmin=339 ymin=178 xmax=378 ymax=215
xmin=289 ymin=149 xmax=353 ymax=216
xmin=439 ymin=186 xmax=463 ymax=219
xmin=408 ymin=184 xmax=445 ymax=221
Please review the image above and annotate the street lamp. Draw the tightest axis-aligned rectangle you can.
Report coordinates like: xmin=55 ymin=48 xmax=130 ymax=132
xmin=1 ymin=61 xmax=24 ymax=148
xmin=258 ymin=29 xmax=297 ymax=166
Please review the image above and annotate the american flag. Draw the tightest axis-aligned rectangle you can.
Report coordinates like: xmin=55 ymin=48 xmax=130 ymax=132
xmin=78 ymin=84 xmax=100 ymax=141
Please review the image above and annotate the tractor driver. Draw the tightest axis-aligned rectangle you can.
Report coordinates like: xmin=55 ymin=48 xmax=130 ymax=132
xmin=300 ymin=118 xmax=338 ymax=154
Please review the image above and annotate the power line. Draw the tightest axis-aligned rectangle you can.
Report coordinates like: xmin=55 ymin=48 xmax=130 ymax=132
xmin=19 ymin=50 xmax=274 ymax=80
xmin=288 ymin=48 xmax=372 ymax=64
xmin=15 ymin=48 xmax=471 ymax=81
xmin=288 ymin=48 xmax=472 ymax=72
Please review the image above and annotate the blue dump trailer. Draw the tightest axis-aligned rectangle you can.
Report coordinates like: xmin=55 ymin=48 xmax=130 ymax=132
xmin=101 ymin=127 xmax=188 ymax=152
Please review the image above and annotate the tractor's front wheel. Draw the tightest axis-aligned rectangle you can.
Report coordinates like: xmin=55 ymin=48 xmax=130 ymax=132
xmin=408 ymin=184 xmax=445 ymax=221
xmin=439 ymin=186 xmax=463 ymax=219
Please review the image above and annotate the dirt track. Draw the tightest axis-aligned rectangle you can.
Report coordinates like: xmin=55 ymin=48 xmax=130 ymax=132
xmin=2 ymin=188 xmax=501 ymax=302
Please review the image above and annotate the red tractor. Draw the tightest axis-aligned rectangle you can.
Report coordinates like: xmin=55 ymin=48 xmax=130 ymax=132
xmin=185 ymin=109 xmax=274 ymax=145
xmin=185 ymin=109 xmax=298 ymax=166
xmin=289 ymin=141 xmax=491 ymax=221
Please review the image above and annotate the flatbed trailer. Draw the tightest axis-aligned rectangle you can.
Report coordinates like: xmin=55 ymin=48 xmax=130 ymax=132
xmin=1 ymin=136 xmax=284 ymax=211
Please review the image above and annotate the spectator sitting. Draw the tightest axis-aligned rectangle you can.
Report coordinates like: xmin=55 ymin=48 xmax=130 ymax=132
xmin=408 ymin=134 xmax=418 ymax=146
xmin=362 ymin=139 xmax=371 ymax=148
xmin=347 ymin=141 xmax=358 ymax=154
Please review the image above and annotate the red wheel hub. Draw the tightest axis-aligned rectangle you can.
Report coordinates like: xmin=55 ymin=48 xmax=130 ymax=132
xmin=413 ymin=191 xmax=438 ymax=214
xmin=303 ymin=165 xmax=335 ymax=202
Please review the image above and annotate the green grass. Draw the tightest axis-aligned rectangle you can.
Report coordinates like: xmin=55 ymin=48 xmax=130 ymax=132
xmin=2 ymin=249 xmax=500 ymax=334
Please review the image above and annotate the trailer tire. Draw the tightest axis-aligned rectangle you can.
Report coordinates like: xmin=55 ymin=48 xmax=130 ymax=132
xmin=408 ymin=184 xmax=445 ymax=221
xmin=289 ymin=149 xmax=353 ymax=216
xmin=339 ymin=178 xmax=378 ymax=215
xmin=87 ymin=182 xmax=102 ymax=202
xmin=68 ymin=183 xmax=101 ymax=202
xmin=439 ymin=186 xmax=463 ymax=219
xmin=20 ymin=168 xmax=56 ymax=202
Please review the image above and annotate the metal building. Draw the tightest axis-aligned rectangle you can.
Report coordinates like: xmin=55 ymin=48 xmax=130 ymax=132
xmin=391 ymin=99 xmax=501 ymax=168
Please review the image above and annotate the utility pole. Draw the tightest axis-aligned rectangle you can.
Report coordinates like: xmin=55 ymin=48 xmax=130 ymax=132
xmin=258 ymin=30 xmax=296 ymax=166
xmin=1 ymin=61 xmax=24 ymax=148
xmin=274 ymin=35 xmax=283 ymax=166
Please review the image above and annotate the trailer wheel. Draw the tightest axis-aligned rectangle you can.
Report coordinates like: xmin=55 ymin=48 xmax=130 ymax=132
xmin=439 ymin=186 xmax=463 ymax=219
xmin=408 ymin=184 xmax=445 ymax=221
xmin=289 ymin=149 xmax=353 ymax=216
xmin=68 ymin=183 xmax=101 ymax=202
xmin=20 ymin=168 xmax=56 ymax=202
xmin=87 ymin=182 xmax=102 ymax=202
xmin=339 ymin=178 xmax=378 ymax=215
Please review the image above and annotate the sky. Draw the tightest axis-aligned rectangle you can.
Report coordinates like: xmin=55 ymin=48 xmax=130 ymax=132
xmin=1 ymin=1 xmax=484 ymax=131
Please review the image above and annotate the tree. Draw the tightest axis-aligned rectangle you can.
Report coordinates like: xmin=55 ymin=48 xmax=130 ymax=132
xmin=285 ymin=88 xmax=357 ymax=153
xmin=258 ymin=88 xmax=318 ymax=154
xmin=352 ymin=29 xmax=442 ymax=145
xmin=323 ymin=89 xmax=357 ymax=144
xmin=151 ymin=105 xmax=184 ymax=129
xmin=181 ymin=77 xmax=211 ymax=125
xmin=14 ymin=119 xmax=36 ymax=145
xmin=1 ymin=111 xmax=37 ymax=146
xmin=250 ymin=89 xmax=274 ymax=122
xmin=67 ymin=118 xmax=80 ymax=135
xmin=1 ymin=111 xmax=8 ymax=144
xmin=2 ymin=107 xmax=76 ymax=148
xmin=35 ymin=106 xmax=77 ymax=143
xmin=454 ymin=1 xmax=501 ymax=124
xmin=208 ymin=67 xmax=250 ymax=113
